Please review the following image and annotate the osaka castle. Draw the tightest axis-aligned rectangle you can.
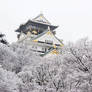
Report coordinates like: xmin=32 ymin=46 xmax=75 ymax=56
xmin=15 ymin=14 xmax=63 ymax=57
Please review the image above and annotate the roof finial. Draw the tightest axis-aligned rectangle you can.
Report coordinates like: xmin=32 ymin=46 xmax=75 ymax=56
xmin=40 ymin=11 xmax=43 ymax=15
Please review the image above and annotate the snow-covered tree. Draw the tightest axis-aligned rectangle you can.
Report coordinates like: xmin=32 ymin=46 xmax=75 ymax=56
xmin=0 ymin=43 xmax=19 ymax=71
xmin=61 ymin=38 xmax=92 ymax=92
xmin=0 ymin=33 xmax=8 ymax=45
xmin=1 ymin=37 xmax=92 ymax=92
xmin=0 ymin=65 xmax=22 ymax=92
xmin=11 ymin=42 xmax=42 ymax=73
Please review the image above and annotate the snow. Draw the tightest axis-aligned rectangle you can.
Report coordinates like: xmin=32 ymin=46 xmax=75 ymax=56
xmin=0 ymin=37 xmax=92 ymax=92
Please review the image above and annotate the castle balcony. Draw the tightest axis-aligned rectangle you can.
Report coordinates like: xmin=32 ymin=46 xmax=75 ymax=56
xmin=25 ymin=40 xmax=62 ymax=49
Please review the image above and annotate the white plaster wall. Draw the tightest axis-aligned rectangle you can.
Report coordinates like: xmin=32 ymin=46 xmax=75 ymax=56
xmin=36 ymin=32 xmax=61 ymax=45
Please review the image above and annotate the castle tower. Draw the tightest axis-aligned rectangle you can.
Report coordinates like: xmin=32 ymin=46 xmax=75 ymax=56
xmin=15 ymin=14 xmax=63 ymax=57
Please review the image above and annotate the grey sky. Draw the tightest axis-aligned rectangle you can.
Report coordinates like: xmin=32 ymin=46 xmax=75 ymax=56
xmin=0 ymin=0 xmax=92 ymax=43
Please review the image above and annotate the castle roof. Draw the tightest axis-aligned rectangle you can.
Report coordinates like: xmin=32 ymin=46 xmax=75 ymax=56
xmin=15 ymin=14 xmax=58 ymax=32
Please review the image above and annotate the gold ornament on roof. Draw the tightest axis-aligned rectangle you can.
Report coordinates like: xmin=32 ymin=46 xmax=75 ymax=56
xmin=33 ymin=39 xmax=38 ymax=42
xmin=51 ymin=49 xmax=59 ymax=54
xmin=32 ymin=30 xmax=37 ymax=34
xmin=53 ymin=44 xmax=56 ymax=48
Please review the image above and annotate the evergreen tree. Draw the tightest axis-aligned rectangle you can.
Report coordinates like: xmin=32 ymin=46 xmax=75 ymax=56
xmin=0 ymin=33 xmax=8 ymax=45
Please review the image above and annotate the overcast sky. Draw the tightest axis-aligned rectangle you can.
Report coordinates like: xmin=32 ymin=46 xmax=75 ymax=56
xmin=0 ymin=0 xmax=92 ymax=43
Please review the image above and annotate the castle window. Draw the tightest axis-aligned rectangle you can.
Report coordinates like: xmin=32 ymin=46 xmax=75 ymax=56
xmin=35 ymin=46 xmax=37 ymax=49
xmin=32 ymin=46 xmax=34 ymax=48
xmin=45 ymin=40 xmax=53 ymax=44
xmin=32 ymin=46 xmax=37 ymax=49
xmin=42 ymin=48 xmax=45 ymax=51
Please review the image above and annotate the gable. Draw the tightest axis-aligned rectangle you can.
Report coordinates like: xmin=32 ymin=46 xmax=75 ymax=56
xmin=33 ymin=30 xmax=62 ymax=45
xmin=32 ymin=14 xmax=51 ymax=25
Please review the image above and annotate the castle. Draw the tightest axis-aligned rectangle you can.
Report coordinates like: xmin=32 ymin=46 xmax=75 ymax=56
xmin=15 ymin=14 xmax=63 ymax=57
